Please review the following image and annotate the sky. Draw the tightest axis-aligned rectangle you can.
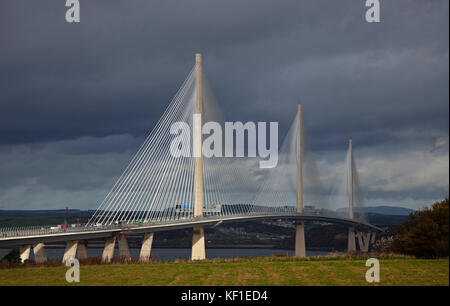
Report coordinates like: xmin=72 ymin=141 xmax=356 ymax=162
xmin=0 ymin=0 xmax=448 ymax=210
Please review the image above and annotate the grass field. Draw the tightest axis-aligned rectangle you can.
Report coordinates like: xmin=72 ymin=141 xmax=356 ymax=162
xmin=0 ymin=256 xmax=448 ymax=286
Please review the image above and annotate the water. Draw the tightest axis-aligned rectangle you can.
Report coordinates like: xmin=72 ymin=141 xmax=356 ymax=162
xmin=0 ymin=247 xmax=329 ymax=261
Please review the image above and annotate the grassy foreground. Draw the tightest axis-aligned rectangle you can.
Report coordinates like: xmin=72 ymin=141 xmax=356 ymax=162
xmin=0 ymin=256 xmax=448 ymax=286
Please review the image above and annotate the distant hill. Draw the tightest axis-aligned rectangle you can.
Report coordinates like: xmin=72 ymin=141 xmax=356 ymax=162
xmin=366 ymin=213 xmax=409 ymax=226
xmin=363 ymin=206 xmax=415 ymax=216
xmin=337 ymin=206 xmax=415 ymax=216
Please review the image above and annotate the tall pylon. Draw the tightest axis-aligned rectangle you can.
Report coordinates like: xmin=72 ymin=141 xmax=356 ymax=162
xmin=295 ymin=104 xmax=306 ymax=257
xmin=347 ymin=139 xmax=356 ymax=252
xmin=191 ymin=53 xmax=206 ymax=260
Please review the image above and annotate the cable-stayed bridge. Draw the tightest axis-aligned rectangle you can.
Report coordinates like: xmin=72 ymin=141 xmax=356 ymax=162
xmin=0 ymin=54 xmax=380 ymax=263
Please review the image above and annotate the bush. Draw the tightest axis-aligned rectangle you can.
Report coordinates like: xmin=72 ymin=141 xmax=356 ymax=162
xmin=1 ymin=249 xmax=22 ymax=264
xmin=373 ymin=236 xmax=395 ymax=253
xmin=393 ymin=198 xmax=449 ymax=258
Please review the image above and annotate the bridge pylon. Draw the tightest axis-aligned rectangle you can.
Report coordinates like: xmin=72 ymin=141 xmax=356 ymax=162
xmin=295 ymin=104 xmax=306 ymax=257
xmin=191 ymin=53 xmax=206 ymax=260
xmin=347 ymin=139 xmax=356 ymax=252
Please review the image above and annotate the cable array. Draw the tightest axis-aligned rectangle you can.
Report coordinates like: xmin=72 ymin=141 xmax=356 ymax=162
xmin=251 ymin=109 xmax=328 ymax=214
xmin=87 ymin=65 xmax=366 ymax=226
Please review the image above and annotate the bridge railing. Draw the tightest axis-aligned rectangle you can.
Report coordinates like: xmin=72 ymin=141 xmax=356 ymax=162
xmin=0 ymin=223 xmax=123 ymax=239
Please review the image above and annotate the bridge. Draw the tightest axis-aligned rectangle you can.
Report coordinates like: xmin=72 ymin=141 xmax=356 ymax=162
xmin=0 ymin=54 xmax=381 ymax=263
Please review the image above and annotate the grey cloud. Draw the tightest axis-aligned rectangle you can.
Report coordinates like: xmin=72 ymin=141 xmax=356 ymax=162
xmin=0 ymin=0 xmax=448 ymax=210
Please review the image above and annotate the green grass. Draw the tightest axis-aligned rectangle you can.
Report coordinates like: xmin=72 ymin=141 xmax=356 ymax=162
xmin=0 ymin=256 xmax=448 ymax=286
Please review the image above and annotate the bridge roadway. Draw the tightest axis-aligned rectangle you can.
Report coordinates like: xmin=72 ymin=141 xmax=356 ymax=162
xmin=0 ymin=212 xmax=382 ymax=247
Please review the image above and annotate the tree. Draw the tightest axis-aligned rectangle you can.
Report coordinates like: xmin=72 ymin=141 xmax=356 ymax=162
xmin=1 ymin=248 xmax=21 ymax=263
xmin=393 ymin=198 xmax=449 ymax=258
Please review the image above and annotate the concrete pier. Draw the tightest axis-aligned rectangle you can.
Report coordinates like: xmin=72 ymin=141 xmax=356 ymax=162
xmin=295 ymin=221 xmax=306 ymax=257
xmin=348 ymin=227 xmax=356 ymax=252
xmin=118 ymin=235 xmax=131 ymax=261
xmin=33 ymin=243 xmax=47 ymax=263
xmin=139 ymin=232 xmax=154 ymax=262
xmin=102 ymin=237 xmax=116 ymax=263
xmin=191 ymin=226 xmax=206 ymax=260
xmin=77 ymin=241 xmax=89 ymax=259
xmin=357 ymin=232 xmax=372 ymax=252
xmin=62 ymin=240 xmax=78 ymax=263
xmin=19 ymin=245 xmax=31 ymax=263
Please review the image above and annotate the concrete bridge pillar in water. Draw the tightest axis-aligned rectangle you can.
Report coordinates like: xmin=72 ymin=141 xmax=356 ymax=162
xmin=102 ymin=236 xmax=116 ymax=263
xmin=348 ymin=228 xmax=356 ymax=252
xmin=61 ymin=240 xmax=89 ymax=263
xmin=77 ymin=241 xmax=89 ymax=259
xmin=18 ymin=243 xmax=46 ymax=263
xmin=139 ymin=232 xmax=154 ymax=262
xmin=19 ymin=245 xmax=31 ymax=263
xmin=100 ymin=234 xmax=131 ymax=263
xmin=118 ymin=234 xmax=131 ymax=261
xmin=33 ymin=242 xmax=47 ymax=263
xmin=62 ymin=240 xmax=78 ymax=263
xmin=356 ymin=231 xmax=376 ymax=252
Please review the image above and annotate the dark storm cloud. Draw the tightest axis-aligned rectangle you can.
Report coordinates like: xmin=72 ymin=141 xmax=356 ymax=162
xmin=1 ymin=0 xmax=447 ymax=143
xmin=0 ymin=0 xmax=448 ymax=209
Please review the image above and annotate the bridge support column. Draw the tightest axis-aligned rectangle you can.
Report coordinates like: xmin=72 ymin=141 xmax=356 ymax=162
xmin=118 ymin=235 xmax=131 ymax=261
xmin=295 ymin=222 xmax=306 ymax=257
xmin=139 ymin=233 xmax=154 ymax=262
xmin=190 ymin=53 xmax=206 ymax=261
xmin=62 ymin=240 xmax=78 ymax=263
xmin=295 ymin=105 xmax=306 ymax=258
xmin=192 ymin=226 xmax=206 ymax=260
xmin=348 ymin=227 xmax=356 ymax=252
xmin=356 ymin=232 xmax=373 ymax=252
xmin=77 ymin=241 xmax=89 ymax=260
xmin=102 ymin=237 xmax=116 ymax=263
xmin=19 ymin=245 xmax=31 ymax=263
xmin=33 ymin=243 xmax=47 ymax=263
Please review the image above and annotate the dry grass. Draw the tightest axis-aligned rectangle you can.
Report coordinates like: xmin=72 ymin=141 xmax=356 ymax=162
xmin=0 ymin=256 xmax=162 ymax=269
xmin=0 ymin=254 xmax=447 ymax=286
xmin=0 ymin=251 xmax=411 ymax=270
xmin=0 ymin=251 xmax=416 ymax=272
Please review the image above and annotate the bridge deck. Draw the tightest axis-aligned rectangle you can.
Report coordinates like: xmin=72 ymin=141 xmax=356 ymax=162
xmin=0 ymin=213 xmax=382 ymax=247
